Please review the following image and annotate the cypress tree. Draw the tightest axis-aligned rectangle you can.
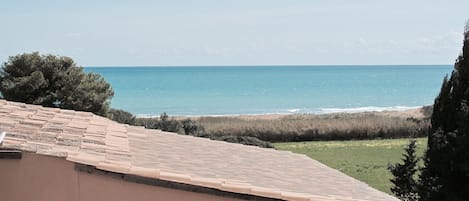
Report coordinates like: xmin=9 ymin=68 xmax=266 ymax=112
xmin=418 ymin=22 xmax=469 ymax=201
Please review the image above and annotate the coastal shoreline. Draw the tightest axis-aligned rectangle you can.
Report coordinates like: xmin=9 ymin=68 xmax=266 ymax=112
xmin=133 ymin=106 xmax=432 ymax=142
xmin=164 ymin=105 xmax=432 ymax=121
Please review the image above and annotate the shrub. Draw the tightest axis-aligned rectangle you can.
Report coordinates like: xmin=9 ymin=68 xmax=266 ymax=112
xmin=135 ymin=117 xmax=158 ymax=129
xmin=135 ymin=113 xmax=184 ymax=133
xmin=181 ymin=118 xmax=205 ymax=136
xmin=158 ymin=112 xmax=183 ymax=133
xmin=107 ymin=108 xmax=136 ymax=125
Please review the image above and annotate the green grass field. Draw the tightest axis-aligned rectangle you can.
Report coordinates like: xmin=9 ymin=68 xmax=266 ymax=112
xmin=274 ymin=138 xmax=427 ymax=194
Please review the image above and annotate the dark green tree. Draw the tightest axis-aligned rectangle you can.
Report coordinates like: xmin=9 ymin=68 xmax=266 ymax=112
xmin=0 ymin=52 xmax=114 ymax=116
xmin=418 ymin=22 xmax=469 ymax=201
xmin=388 ymin=140 xmax=419 ymax=201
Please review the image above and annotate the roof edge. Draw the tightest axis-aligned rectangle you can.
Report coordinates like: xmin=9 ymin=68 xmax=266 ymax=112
xmin=74 ymin=163 xmax=283 ymax=201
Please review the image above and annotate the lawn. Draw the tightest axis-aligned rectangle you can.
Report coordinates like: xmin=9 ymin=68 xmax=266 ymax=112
xmin=274 ymin=138 xmax=427 ymax=194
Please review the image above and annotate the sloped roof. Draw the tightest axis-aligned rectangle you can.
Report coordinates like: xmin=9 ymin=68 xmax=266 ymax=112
xmin=0 ymin=100 xmax=398 ymax=201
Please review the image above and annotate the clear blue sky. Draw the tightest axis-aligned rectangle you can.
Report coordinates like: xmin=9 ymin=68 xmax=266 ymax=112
xmin=1 ymin=0 xmax=468 ymax=66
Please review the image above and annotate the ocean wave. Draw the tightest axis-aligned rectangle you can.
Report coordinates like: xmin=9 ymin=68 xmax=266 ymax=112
xmin=318 ymin=106 xmax=422 ymax=114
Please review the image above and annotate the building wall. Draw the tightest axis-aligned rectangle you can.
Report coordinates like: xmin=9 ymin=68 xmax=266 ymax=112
xmin=0 ymin=153 xmax=243 ymax=201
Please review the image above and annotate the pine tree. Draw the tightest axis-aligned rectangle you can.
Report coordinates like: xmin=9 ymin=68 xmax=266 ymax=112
xmin=388 ymin=140 xmax=420 ymax=201
xmin=0 ymin=52 xmax=114 ymax=116
xmin=418 ymin=21 xmax=469 ymax=201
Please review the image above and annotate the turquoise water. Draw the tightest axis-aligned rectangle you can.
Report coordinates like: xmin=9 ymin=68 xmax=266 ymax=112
xmin=85 ymin=65 xmax=452 ymax=116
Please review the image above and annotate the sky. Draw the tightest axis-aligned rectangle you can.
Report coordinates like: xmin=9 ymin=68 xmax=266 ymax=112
xmin=1 ymin=0 xmax=469 ymax=66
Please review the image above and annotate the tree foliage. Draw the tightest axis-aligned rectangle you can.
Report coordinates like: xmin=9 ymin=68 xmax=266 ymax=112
xmin=418 ymin=22 xmax=469 ymax=201
xmin=0 ymin=52 xmax=114 ymax=116
xmin=388 ymin=140 xmax=420 ymax=201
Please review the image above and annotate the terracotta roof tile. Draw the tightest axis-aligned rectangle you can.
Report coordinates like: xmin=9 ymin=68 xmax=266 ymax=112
xmin=0 ymin=100 xmax=398 ymax=201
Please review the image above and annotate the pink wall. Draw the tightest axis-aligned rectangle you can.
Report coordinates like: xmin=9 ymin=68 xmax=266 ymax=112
xmin=0 ymin=153 xmax=243 ymax=201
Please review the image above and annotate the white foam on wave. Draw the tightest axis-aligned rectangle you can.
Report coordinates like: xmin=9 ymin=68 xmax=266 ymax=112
xmin=318 ymin=106 xmax=422 ymax=114
xmin=287 ymin=108 xmax=301 ymax=113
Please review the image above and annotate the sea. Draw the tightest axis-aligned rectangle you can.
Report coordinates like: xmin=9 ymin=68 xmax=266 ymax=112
xmin=84 ymin=65 xmax=453 ymax=117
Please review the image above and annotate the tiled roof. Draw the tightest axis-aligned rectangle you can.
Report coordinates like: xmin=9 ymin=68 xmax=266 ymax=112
xmin=0 ymin=100 xmax=398 ymax=201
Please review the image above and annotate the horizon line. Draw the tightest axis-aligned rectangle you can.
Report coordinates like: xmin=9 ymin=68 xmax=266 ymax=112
xmin=84 ymin=64 xmax=453 ymax=68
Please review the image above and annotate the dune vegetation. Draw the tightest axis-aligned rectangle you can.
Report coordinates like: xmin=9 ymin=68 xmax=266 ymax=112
xmin=195 ymin=107 xmax=432 ymax=142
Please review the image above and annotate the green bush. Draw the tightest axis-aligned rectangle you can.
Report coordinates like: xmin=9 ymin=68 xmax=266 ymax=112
xmin=181 ymin=118 xmax=205 ymax=136
xmin=135 ymin=117 xmax=158 ymax=129
xmin=135 ymin=113 xmax=184 ymax=134
xmin=158 ymin=112 xmax=183 ymax=133
xmin=107 ymin=108 xmax=136 ymax=125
